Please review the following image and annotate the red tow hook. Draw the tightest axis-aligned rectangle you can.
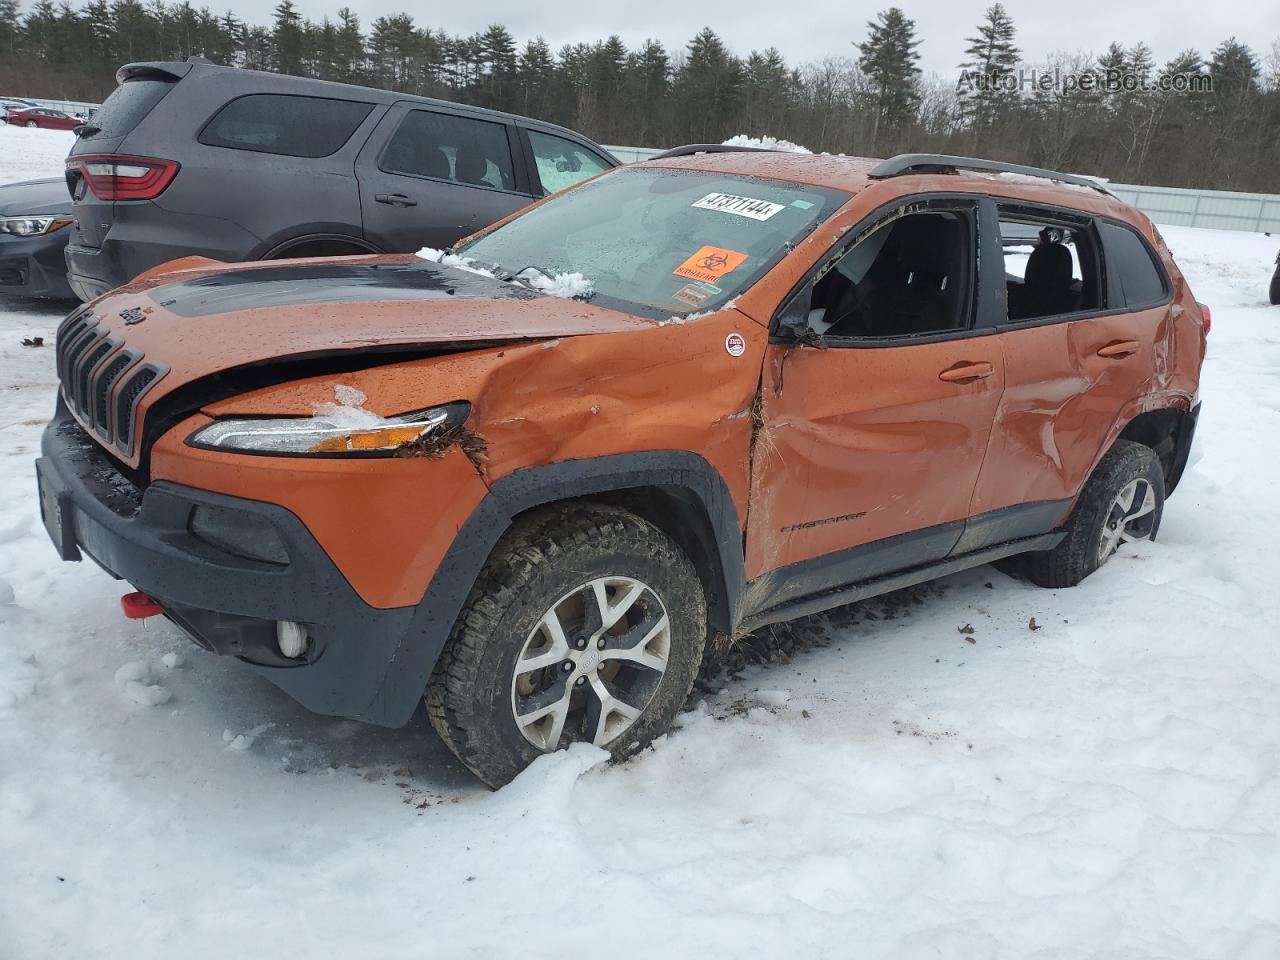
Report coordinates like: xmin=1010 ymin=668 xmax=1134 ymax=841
xmin=121 ymin=591 xmax=163 ymax=620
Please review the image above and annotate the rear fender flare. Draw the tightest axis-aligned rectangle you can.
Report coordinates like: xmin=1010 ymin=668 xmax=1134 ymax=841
xmin=1092 ymin=395 xmax=1196 ymax=498
xmin=365 ymin=451 xmax=746 ymax=727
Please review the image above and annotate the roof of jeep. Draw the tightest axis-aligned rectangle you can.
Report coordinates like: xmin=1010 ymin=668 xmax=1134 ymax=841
xmin=639 ymin=150 xmax=1141 ymax=225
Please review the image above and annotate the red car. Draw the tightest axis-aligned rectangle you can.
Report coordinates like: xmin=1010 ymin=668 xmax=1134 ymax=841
xmin=7 ymin=107 xmax=81 ymax=130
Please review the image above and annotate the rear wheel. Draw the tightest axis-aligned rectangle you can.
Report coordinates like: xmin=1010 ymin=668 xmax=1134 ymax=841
xmin=427 ymin=504 xmax=707 ymax=788
xmin=25 ymin=120 xmax=37 ymax=128
xmin=1269 ymin=265 xmax=1280 ymax=305
xmin=1020 ymin=439 xmax=1164 ymax=588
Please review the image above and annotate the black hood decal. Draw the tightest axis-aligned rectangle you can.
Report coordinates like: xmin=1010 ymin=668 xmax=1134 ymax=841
xmin=150 ymin=260 xmax=536 ymax=318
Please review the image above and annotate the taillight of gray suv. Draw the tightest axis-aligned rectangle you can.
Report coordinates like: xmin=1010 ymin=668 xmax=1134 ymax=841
xmin=63 ymin=59 xmax=617 ymax=302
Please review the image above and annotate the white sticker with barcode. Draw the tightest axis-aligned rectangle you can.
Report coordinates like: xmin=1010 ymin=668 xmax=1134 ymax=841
xmin=691 ymin=192 xmax=786 ymax=221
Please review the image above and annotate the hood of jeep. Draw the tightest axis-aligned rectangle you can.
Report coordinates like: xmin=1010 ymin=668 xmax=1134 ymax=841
xmin=61 ymin=256 xmax=651 ymax=469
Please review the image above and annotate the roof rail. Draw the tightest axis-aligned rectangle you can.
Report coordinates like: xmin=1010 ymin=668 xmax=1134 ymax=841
xmin=650 ymin=143 xmax=780 ymax=160
xmin=868 ymin=153 xmax=1114 ymax=197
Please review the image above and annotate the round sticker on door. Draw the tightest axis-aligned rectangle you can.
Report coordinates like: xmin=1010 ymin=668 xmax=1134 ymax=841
xmin=724 ymin=332 xmax=747 ymax=357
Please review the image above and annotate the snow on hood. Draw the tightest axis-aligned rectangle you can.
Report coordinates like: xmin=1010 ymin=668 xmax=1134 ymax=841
xmin=416 ymin=247 xmax=595 ymax=300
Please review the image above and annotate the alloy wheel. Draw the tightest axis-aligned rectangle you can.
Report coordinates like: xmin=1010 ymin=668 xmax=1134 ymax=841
xmin=1098 ymin=478 xmax=1158 ymax=564
xmin=511 ymin=576 xmax=670 ymax=752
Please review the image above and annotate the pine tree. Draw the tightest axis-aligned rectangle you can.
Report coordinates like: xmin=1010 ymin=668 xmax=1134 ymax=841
xmin=958 ymin=3 xmax=1019 ymax=131
xmin=677 ymin=27 xmax=741 ymax=142
xmin=476 ymin=23 xmax=516 ymax=109
xmin=331 ymin=7 xmax=363 ymax=83
xmin=271 ymin=0 xmax=303 ymax=75
xmin=622 ymin=38 xmax=669 ymax=144
xmin=516 ymin=36 xmax=555 ymax=118
xmin=366 ymin=13 xmax=418 ymax=91
xmin=0 ymin=0 xmax=20 ymax=57
xmin=857 ymin=7 xmax=921 ymax=147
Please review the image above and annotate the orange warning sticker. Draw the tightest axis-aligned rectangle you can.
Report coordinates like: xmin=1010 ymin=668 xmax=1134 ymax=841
xmin=673 ymin=246 xmax=749 ymax=285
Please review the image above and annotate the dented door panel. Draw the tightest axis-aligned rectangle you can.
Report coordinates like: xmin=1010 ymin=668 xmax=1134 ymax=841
xmin=744 ymin=338 xmax=1005 ymax=581
xmin=973 ymin=304 xmax=1170 ymax=516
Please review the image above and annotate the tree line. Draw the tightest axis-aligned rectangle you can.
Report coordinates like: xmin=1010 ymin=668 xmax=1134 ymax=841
xmin=3 ymin=0 xmax=1279 ymax=192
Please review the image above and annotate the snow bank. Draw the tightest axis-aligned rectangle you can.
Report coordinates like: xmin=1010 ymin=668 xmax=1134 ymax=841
xmin=722 ymin=133 xmax=813 ymax=154
xmin=0 ymin=124 xmax=76 ymax=183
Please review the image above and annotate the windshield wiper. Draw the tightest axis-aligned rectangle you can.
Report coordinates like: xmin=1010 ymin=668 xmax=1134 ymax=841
xmin=497 ymin=264 xmax=556 ymax=283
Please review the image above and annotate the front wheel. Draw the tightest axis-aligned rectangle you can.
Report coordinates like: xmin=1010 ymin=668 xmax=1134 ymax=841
xmin=1269 ymin=265 xmax=1280 ymax=305
xmin=427 ymin=504 xmax=707 ymax=788
xmin=1020 ymin=439 xmax=1165 ymax=588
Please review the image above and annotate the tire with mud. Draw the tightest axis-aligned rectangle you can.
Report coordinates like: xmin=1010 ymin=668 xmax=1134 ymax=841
xmin=1269 ymin=264 xmax=1280 ymax=305
xmin=1019 ymin=439 xmax=1165 ymax=589
xmin=426 ymin=503 xmax=707 ymax=788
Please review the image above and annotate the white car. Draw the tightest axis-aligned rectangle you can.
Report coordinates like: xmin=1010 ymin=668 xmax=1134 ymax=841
xmin=0 ymin=99 xmax=37 ymax=123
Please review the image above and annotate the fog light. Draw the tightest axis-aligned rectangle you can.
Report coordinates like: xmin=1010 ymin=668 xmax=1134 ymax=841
xmin=276 ymin=620 xmax=309 ymax=659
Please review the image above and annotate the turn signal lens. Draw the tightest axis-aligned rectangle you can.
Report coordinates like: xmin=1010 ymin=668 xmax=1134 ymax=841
xmin=307 ymin=422 xmax=442 ymax=453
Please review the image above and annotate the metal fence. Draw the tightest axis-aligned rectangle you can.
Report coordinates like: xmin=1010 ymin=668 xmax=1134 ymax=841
xmin=1106 ymin=182 xmax=1280 ymax=233
xmin=3 ymin=97 xmax=101 ymax=117
xmin=604 ymin=144 xmax=664 ymax=164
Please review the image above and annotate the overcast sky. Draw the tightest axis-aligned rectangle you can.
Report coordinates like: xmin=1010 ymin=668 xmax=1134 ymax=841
xmin=224 ymin=0 xmax=1279 ymax=79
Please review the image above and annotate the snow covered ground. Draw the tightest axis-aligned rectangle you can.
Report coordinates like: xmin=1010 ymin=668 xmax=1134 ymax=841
xmin=0 ymin=124 xmax=76 ymax=183
xmin=2 ymin=142 xmax=1280 ymax=959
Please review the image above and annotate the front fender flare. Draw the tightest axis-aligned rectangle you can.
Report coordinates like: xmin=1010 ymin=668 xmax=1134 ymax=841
xmin=364 ymin=451 xmax=746 ymax=727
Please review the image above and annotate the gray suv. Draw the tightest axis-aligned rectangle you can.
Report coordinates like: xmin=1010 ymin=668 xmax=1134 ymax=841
xmin=64 ymin=60 xmax=617 ymax=302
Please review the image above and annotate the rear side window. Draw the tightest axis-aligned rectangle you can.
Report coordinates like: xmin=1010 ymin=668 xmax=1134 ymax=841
xmin=379 ymin=110 xmax=516 ymax=191
xmin=998 ymin=213 xmax=1102 ymax=321
xmin=84 ymin=79 xmax=174 ymax=140
xmin=199 ymin=95 xmax=374 ymax=159
xmin=528 ymin=130 xmax=611 ymax=195
xmin=1099 ymin=221 xmax=1169 ymax=309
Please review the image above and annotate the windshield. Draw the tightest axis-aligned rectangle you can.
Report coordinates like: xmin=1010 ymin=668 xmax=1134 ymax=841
xmin=456 ymin=166 xmax=848 ymax=319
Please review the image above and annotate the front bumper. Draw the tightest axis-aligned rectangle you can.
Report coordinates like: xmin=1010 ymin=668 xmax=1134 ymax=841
xmin=0 ymin=229 xmax=76 ymax=299
xmin=36 ymin=404 xmax=420 ymax=725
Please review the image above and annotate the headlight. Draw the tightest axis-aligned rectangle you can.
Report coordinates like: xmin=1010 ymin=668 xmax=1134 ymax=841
xmin=187 ymin=402 xmax=470 ymax=456
xmin=0 ymin=216 xmax=73 ymax=237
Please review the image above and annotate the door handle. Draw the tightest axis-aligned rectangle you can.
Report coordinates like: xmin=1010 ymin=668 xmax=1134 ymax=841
xmin=374 ymin=193 xmax=417 ymax=207
xmin=938 ymin=361 xmax=994 ymax=383
xmin=1096 ymin=340 xmax=1139 ymax=359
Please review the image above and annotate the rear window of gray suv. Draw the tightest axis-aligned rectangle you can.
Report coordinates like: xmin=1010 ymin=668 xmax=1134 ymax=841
xmin=198 ymin=94 xmax=375 ymax=158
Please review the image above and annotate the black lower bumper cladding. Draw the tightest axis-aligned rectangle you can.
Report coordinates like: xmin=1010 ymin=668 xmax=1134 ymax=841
xmin=36 ymin=404 xmax=417 ymax=723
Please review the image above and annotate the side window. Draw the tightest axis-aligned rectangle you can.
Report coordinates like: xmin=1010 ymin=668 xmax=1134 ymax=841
xmin=999 ymin=211 xmax=1101 ymax=321
xmin=528 ymin=130 xmax=611 ymax=195
xmin=1098 ymin=221 xmax=1169 ymax=309
xmin=199 ymin=95 xmax=374 ymax=158
xmin=380 ymin=110 xmax=515 ymax=191
xmin=805 ymin=207 xmax=976 ymax=340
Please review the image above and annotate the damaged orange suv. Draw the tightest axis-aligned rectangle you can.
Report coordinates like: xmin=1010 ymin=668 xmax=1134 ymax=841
xmin=37 ymin=148 xmax=1206 ymax=786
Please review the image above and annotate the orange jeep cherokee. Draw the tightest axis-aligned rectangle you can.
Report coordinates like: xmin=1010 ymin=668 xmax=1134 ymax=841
xmin=36 ymin=148 xmax=1206 ymax=786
